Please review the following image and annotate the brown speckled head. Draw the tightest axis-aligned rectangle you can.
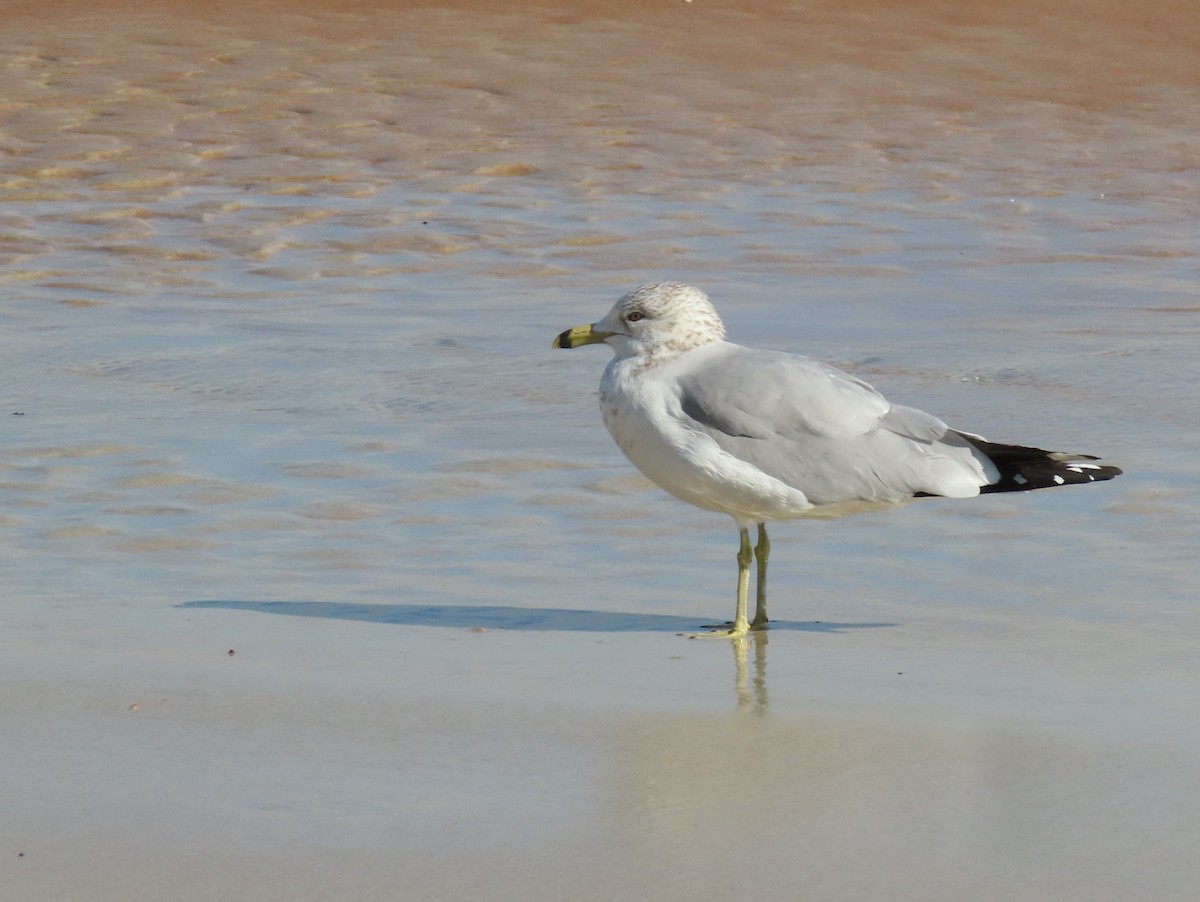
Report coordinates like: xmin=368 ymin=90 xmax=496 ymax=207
xmin=552 ymin=282 xmax=726 ymax=367
xmin=603 ymin=282 xmax=725 ymax=365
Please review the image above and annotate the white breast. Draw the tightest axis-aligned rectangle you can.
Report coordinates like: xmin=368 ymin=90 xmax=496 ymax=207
xmin=599 ymin=357 xmax=814 ymax=523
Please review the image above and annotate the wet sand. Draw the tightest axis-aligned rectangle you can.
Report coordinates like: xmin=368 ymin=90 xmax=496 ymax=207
xmin=4 ymin=1 xmax=1200 ymax=899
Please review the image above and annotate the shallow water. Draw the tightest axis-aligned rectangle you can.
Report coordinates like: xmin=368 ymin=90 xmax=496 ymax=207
xmin=4 ymin=1 xmax=1199 ymax=899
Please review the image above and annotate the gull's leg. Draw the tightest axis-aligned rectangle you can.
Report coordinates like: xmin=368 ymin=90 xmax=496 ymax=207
xmin=751 ymin=523 xmax=770 ymax=630
xmin=687 ymin=528 xmax=752 ymax=638
xmin=731 ymin=527 xmax=752 ymax=635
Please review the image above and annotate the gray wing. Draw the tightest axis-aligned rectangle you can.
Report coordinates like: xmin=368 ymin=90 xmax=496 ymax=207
xmin=674 ymin=345 xmax=994 ymax=503
xmin=678 ymin=347 xmax=892 ymax=440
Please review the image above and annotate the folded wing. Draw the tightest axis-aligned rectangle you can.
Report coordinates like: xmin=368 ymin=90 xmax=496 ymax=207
xmin=674 ymin=345 xmax=995 ymax=504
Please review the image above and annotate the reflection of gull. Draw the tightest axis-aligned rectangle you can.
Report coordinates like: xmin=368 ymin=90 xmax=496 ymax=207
xmin=732 ymin=631 xmax=768 ymax=712
xmin=553 ymin=282 xmax=1123 ymax=637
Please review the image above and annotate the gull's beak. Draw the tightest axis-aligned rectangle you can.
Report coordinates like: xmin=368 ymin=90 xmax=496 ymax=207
xmin=552 ymin=323 xmax=614 ymax=349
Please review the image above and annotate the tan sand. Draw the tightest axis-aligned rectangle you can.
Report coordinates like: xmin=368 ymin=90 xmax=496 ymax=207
xmin=8 ymin=613 xmax=1200 ymax=901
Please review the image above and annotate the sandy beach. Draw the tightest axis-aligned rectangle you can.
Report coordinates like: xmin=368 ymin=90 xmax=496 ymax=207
xmin=3 ymin=1 xmax=1199 ymax=899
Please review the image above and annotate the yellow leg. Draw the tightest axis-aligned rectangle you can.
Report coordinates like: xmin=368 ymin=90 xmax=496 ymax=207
xmin=751 ymin=523 xmax=770 ymax=629
xmin=686 ymin=528 xmax=752 ymax=638
xmin=732 ymin=527 xmax=752 ymax=634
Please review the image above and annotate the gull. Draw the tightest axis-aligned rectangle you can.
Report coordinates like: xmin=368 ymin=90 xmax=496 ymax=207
xmin=552 ymin=282 xmax=1123 ymax=637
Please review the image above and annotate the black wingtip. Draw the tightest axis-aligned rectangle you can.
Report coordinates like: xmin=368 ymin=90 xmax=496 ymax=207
xmin=956 ymin=433 xmax=1124 ymax=494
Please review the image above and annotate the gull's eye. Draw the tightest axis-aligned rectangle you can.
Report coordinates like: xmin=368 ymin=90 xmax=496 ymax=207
xmin=626 ymin=311 xmax=645 ymax=322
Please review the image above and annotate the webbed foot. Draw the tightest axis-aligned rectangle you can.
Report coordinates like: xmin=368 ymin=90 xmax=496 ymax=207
xmin=682 ymin=621 xmax=750 ymax=639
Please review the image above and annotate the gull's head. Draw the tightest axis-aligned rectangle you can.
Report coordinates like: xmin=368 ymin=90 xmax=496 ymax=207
xmin=552 ymin=282 xmax=725 ymax=363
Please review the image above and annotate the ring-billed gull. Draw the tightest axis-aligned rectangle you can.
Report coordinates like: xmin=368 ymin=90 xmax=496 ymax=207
xmin=552 ymin=282 xmax=1123 ymax=637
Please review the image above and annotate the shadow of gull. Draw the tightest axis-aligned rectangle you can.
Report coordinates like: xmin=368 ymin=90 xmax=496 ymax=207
xmin=180 ymin=600 xmax=896 ymax=634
